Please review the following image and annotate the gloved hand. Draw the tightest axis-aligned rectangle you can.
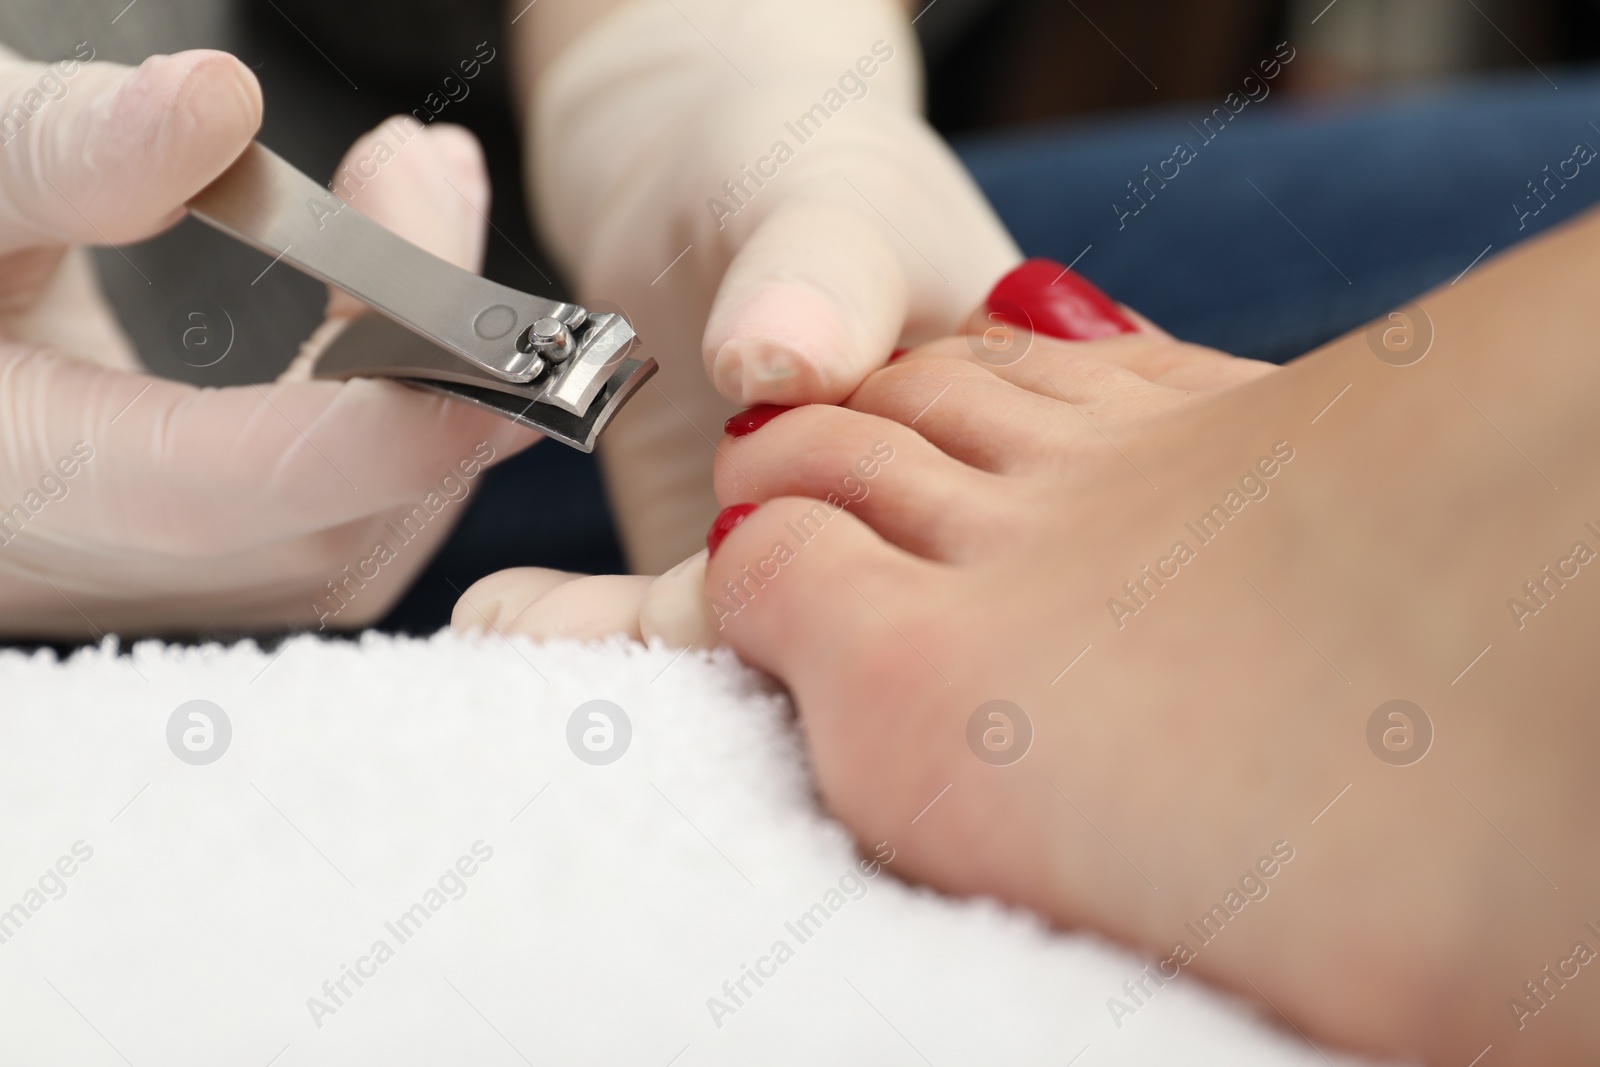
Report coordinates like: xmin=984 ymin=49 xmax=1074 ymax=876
xmin=0 ymin=44 xmax=537 ymax=638
xmin=524 ymin=0 xmax=1022 ymax=572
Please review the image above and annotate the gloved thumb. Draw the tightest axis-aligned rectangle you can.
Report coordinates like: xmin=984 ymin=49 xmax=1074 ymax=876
xmin=699 ymin=118 xmax=1020 ymax=407
xmin=701 ymin=196 xmax=909 ymax=406
xmin=0 ymin=47 xmax=261 ymax=255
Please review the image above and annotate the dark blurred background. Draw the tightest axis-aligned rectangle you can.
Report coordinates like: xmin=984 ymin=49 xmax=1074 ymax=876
xmin=0 ymin=0 xmax=1594 ymax=635
xmin=925 ymin=0 xmax=1600 ymax=130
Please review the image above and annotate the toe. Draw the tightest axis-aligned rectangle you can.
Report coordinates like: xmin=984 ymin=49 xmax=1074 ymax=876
xmin=957 ymin=314 xmax=1276 ymax=394
xmin=905 ymin=333 xmax=1189 ymax=408
xmin=1057 ymin=334 xmax=1277 ymax=392
xmin=704 ymin=496 xmax=973 ymax=835
xmin=844 ymin=356 xmax=1083 ymax=473
xmin=704 ymin=495 xmax=940 ymax=684
xmin=716 ymin=403 xmax=1019 ymax=562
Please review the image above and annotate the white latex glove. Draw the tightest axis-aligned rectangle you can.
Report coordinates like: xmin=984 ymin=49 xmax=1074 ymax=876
xmin=524 ymin=0 xmax=1021 ymax=572
xmin=0 ymin=44 xmax=538 ymax=638
xmin=452 ymin=549 xmax=718 ymax=649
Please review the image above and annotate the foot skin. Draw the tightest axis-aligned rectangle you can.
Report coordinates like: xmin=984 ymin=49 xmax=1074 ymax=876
xmin=704 ymin=223 xmax=1600 ymax=1064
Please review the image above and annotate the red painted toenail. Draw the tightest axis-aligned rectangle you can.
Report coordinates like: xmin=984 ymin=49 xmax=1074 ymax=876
xmin=888 ymin=348 xmax=910 ymax=362
xmin=987 ymin=258 xmax=1137 ymax=341
xmin=724 ymin=405 xmax=791 ymax=438
xmin=707 ymin=503 xmax=759 ymax=556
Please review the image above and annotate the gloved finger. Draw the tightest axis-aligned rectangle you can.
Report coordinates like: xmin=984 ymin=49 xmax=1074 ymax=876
xmin=451 ymin=555 xmax=719 ymax=648
xmin=0 ymin=48 xmax=261 ymax=257
xmin=0 ymin=338 xmax=538 ymax=557
xmin=453 ymin=568 xmax=653 ymax=641
xmin=700 ymin=123 xmax=1019 ymax=408
xmin=282 ymin=120 xmax=494 ymax=382
xmin=701 ymin=196 xmax=909 ymax=407
xmin=452 ymin=567 xmax=585 ymax=635
xmin=2 ymin=247 xmax=143 ymax=372
xmin=639 ymin=549 xmax=718 ymax=649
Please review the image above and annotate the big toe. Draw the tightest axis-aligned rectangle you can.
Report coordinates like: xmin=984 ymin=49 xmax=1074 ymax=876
xmin=704 ymin=495 xmax=944 ymax=690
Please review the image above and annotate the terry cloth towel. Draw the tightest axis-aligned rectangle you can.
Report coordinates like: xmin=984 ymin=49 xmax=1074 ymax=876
xmin=0 ymin=633 xmax=1390 ymax=1066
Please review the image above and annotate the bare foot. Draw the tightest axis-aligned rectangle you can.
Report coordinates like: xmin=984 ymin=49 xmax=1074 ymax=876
xmin=702 ymin=232 xmax=1600 ymax=1065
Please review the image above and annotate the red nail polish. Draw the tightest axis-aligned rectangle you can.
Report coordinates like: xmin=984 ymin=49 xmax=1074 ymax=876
xmin=724 ymin=405 xmax=791 ymax=438
xmin=888 ymin=348 xmax=910 ymax=363
xmin=987 ymin=258 xmax=1137 ymax=341
xmin=707 ymin=503 xmax=759 ymax=556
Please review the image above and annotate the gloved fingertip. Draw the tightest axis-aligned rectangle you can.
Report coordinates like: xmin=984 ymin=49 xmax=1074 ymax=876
xmin=420 ymin=122 xmax=484 ymax=168
xmin=450 ymin=582 xmax=507 ymax=635
xmin=709 ymin=346 xmax=745 ymax=403
xmin=176 ymin=50 xmax=263 ymax=130
xmin=503 ymin=575 xmax=651 ymax=641
xmin=419 ymin=123 xmax=490 ymax=212
xmin=143 ymin=50 xmax=262 ymax=166
xmin=711 ymin=339 xmax=817 ymax=406
xmin=77 ymin=51 xmax=262 ymax=242
xmin=451 ymin=567 xmax=579 ymax=635
xmin=640 ymin=549 xmax=719 ymax=649
xmin=706 ymin=282 xmax=875 ymax=405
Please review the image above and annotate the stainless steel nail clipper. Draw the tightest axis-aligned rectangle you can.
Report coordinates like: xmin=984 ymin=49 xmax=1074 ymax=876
xmin=187 ymin=142 xmax=655 ymax=452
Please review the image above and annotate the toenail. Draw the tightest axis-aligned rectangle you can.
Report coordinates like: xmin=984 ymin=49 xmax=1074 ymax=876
xmin=707 ymin=503 xmax=759 ymax=557
xmin=724 ymin=405 xmax=792 ymax=438
xmin=987 ymin=258 xmax=1138 ymax=342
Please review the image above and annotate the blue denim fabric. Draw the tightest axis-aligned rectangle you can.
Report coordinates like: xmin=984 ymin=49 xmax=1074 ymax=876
xmin=958 ymin=70 xmax=1600 ymax=363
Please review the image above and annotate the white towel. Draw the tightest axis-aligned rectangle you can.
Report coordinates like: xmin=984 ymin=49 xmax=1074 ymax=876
xmin=0 ymin=632 xmax=1386 ymax=1066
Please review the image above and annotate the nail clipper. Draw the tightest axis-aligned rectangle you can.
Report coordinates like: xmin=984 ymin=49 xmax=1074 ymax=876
xmin=187 ymin=142 xmax=654 ymax=452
